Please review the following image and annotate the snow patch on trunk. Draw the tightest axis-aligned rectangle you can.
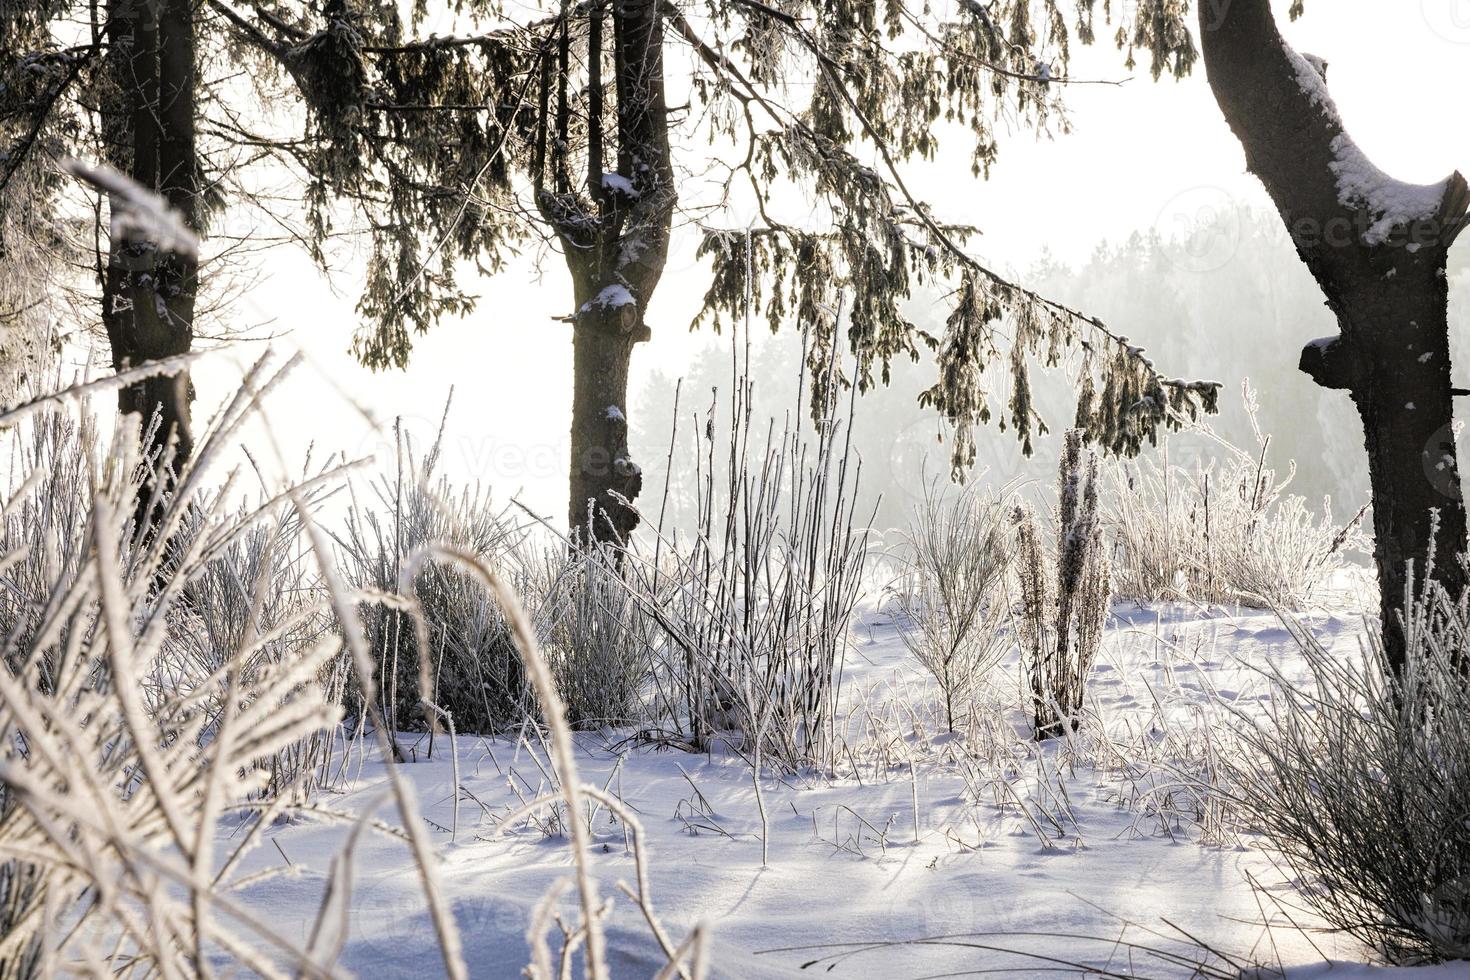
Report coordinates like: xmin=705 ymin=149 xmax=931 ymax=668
xmin=581 ymin=284 xmax=636 ymax=312
xmin=1329 ymin=133 xmax=1446 ymax=246
xmin=1287 ymin=48 xmax=1336 ymax=115
xmin=1282 ymin=42 xmax=1446 ymax=246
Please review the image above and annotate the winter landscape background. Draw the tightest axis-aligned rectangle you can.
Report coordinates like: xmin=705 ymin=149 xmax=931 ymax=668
xmin=4 ymin=0 xmax=1470 ymax=978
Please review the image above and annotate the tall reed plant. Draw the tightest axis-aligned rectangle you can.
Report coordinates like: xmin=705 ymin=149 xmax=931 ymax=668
xmin=1014 ymin=431 xmax=1111 ymax=740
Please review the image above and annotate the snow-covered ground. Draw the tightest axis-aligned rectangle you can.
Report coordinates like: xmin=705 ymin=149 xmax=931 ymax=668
xmin=228 ymin=578 xmax=1444 ymax=978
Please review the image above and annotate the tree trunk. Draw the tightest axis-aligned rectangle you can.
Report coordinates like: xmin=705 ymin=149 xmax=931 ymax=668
xmin=1346 ymin=279 xmax=1468 ymax=661
xmin=568 ymin=289 xmax=643 ymax=543
xmin=1197 ymin=0 xmax=1470 ymax=669
xmin=545 ymin=0 xmax=674 ymax=545
xmin=102 ymin=0 xmax=199 ymax=530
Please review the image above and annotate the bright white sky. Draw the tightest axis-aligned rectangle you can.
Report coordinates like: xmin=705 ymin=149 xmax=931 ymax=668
xmin=168 ymin=0 xmax=1470 ymax=524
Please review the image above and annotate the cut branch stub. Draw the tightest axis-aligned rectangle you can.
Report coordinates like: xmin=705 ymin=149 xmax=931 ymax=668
xmin=1299 ymin=335 xmax=1353 ymax=391
xmin=1436 ymin=172 xmax=1470 ymax=248
xmin=577 ymin=285 xmax=640 ymax=334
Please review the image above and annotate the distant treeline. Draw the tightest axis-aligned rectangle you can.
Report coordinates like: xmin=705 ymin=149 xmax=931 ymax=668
xmin=635 ymin=211 xmax=1470 ymax=537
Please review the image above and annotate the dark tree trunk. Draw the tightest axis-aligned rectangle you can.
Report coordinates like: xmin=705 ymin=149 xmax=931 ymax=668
xmin=102 ymin=0 xmax=199 ymax=529
xmin=1198 ymin=0 xmax=1470 ymax=670
xmin=543 ymin=0 xmax=674 ymax=545
xmin=1341 ymin=274 xmax=1467 ymax=664
xmin=568 ymin=301 xmax=642 ymax=542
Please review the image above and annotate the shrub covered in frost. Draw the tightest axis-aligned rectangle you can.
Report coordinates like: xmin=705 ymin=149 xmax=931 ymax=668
xmin=1107 ymin=385 xmax=1364 ymax=609
xmin=1231 ymin=562 xmax=1470 ymax=964
xmin=889 ymin=480 xmax=1012 ymax=733
xmin=338 ymin=418 xmax=535 ymax=737
xmin=539 ymin=542 xmax=657 ymax=728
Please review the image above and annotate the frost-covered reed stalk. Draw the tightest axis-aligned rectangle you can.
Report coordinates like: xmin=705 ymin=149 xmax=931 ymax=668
xmin=1230 ymin=541 xmax=1470 ymax=965
xmin=643 ymin=325 xmax=872 ymax=770
xmin=891 ymin=481 xmax=1012 ymax=733
xmin=1014 ymin=431 xmax=1110 ymax=740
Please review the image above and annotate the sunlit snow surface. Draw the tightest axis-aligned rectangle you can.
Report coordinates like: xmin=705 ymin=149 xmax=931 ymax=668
xmin=226 ymin=571 xmax=1446 ymax=977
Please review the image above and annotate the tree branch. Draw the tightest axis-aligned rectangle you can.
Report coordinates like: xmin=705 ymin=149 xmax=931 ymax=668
xmin=0 ymin=46 xmax=100 ymax=196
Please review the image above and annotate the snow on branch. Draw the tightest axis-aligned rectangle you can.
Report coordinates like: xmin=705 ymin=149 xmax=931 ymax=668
xmin=1282 ymin=43 xmax=1449 ymax=247
xmin=60 ymin=158 xmax=200 ymax=259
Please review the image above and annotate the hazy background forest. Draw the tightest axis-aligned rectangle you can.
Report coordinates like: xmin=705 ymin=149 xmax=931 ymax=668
xmin=635 ymin=215 xmax=1470 ymax=534
xmin=152 ymin=201 xmax=1470 ymax=540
